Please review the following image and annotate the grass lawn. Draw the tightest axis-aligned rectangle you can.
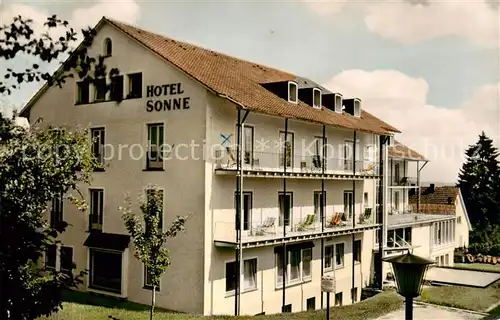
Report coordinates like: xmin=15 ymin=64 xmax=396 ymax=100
xmin=41 ymin=290 xmax=402 ymax=320
xmin=454 ymin=263 xmax=500 ymax=273
xmin=420 ymin=281 xmax=500 ymax=312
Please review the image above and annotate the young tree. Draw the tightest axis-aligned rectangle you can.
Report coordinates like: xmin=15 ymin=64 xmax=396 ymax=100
xmin=1 ymin=14 xmax=117 ymax=319
xmin=457 ymin=132 xmax=500 ymax=228
xmin=121 ymin=185 xmax=187 ymax=320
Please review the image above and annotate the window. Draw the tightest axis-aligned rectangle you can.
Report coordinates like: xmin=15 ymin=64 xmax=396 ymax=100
xmin=313 ymin=136 xmax=324 ymax=169
xmin=282 ymin=304 xmax=292 ymax=313
xmin=325 ymin=243 xmax=344 ymax=269
xmin=94 ymin=78 xmax=107 ymax=102
xmin=278 ymin=192 xmax=292 ymax=227
xmin=394 ymin=191 xmax=400 ymax=212
xmin=243 ymin=258 xmax=257 ymax=291
xmin=45 ymin=244 xmax=57 ymax=269
xmin=354 ymin=240 xmax=362 ymax=264
xmin=445 ymin=254 xmax=450 ymax=266
xmin=289 ymin=250 xmax=301 ymax=282
xmin=145 ymin=189 xmax=163 ymax=234
xmin=128 ymin=73 xmax=143 ymax=98
xmin=243 ymin=126 xmax=254 ymax=165
xmin=457 ymin=216 xmax=462 ymax=224
xmin=343 ymin=191 xmax=353 ymax=220
xmin=279 ymin=131 xmax=294 ymax=168
xmin=104 ymin=38 xmax=112 ymax=56
xmin=147 ymin=123 xmax=164 ymax=169
xmin=50 ymin=194 xmax=63 ymax=228
xmin=144 ymin=265 xmax=160 ymax=290
xmin=306 ymin=297 xmax=316 ymax=311
xmin=60 ymin=246 xmax=73 ymax=272
xmin=76 ymin=80 xmax=89 ymax=104
xmin=351 ymin=287 xmax=358 ymax=303
xmin=89 ymin=249 xmax=122 ymax=293
xmin=334 ymin=94 xmax=342 ymax=113
xmin=388 ymin=230 xmax=395 ymax=247
xmin=363 ymin=192 xmax=369 ymax=207
xmin=91 ymin=128 xmax=105 ymax=167
xmin=396 ymin=228 xmax=404 ymax=246
xmin=276 ymin=247 xmax=312 ymax=287
xmin=235 ymin=192 xmax=252 ymax=231
xmin=404 ymin=227 xmax=412 ymax=244
xmin=354 ymin=99 xmax=361 ymax=117
xmin=335 ymin=243 xmax=344 ymax=268
xmin=225 ymin=258 xmax=257 ymax=293
xmin=440 ymin=255 xmax=444 ymax=266
xmin=89 ymin=189 xmax=104 ymax=231
xmin=335 ymin=292 xmax=343 ymax=306
xmin=313 ymin=191 xmax=325 ymax=222
xmin=394 ymin=163 xmax=400 ymax=183
xmin=313 ymin=88 xmax=322 ymax=108
xmin=288 ymin=81 xmax=298 ymax=103
xmin=110 ymin=75 xmax=123 ymax=101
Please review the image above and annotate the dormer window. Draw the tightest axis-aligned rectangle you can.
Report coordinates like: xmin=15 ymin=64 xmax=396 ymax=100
xmin=104 ymin=38 xmax=112 ymax=57
xmin=313 ymin=88 xmax=321 ymax=109
xmin=334 ymin=94 xmax=342 ymax=113
xmin=354 ymin=99 xmax=361 ymax=117
xmin=288 ymin=81 xmax=298 ymax=103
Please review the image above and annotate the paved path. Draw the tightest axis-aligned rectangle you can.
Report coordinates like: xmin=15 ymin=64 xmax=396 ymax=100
xmin=375 ymin=303 xmax=485 ymax=320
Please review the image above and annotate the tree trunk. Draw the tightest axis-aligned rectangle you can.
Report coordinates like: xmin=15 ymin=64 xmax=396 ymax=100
xmin=150 ymin=286 xmax=155 ymax=320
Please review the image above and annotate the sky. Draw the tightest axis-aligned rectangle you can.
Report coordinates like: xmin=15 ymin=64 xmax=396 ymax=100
xmin=1 ymin=0 xmax=499 ymax=183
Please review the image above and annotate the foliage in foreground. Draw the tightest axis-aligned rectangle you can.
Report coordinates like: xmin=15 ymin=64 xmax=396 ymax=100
xmin=41 ymin=290 xmax=402 ymax=320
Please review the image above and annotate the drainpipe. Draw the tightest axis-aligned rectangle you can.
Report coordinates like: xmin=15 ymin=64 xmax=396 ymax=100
xmin=238 ymin=122 xmax=244 ymax=316
xmin=376 ymin=135 xmax=388 ymax=289
xmin=352 ymin=131 xmax=356 ymax=303
xmin=321 ymin=124 xmax=326 ymax=308
xmin=234 ymin=109 xmax=241 ymax=316
xmin=282 ymin=118 xmax=288 ymax=313
xmin=417 ymin=160 xmax=428 ymax=213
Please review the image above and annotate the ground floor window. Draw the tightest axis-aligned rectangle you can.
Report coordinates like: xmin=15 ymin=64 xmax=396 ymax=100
xmin=144 ymin=264 xmax=160 ymax=290
xmin=89 ymin=249 xmax=122 ymax=294
xmin=324 ymin=243 xmax=344 ymax=270
xmin=351 ymin=287 xmax=358 ymax=303
xmin=45 ymin=244 xmax=57 ymax=269
xmin=225 ymin=258 xmax=257 ymax=293
xmin=282 ymin=304 xmax=292 ymax=313
xmin=276 ymin=247 xmax=312 ymax=287
xmin=60 ymin=246 xmax=73 ymax=272
xmin=307 ymin=297 xmax=316 ymax=310
xmin=335 ymin=292 xmax=343 ymax=306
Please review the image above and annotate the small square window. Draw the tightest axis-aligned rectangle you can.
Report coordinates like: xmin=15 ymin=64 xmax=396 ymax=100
xmin=313 ymin=88 xmax=321 ymax=108
xmin=128 ymin=73 xmax=143 ymax=99
xmin=282 ymin=304 xmax=292 ymax=313
xmin=306 ymin=297 xmax=316 ymax=310
xmin=288 ymin=82 xmax=297 ymax=103
xmin=77 ymin=81 xmax=89 ymax=104
xmin=94 ymin=78 xmax=107 ymax=102
xmin=335 ymin=292 xmax=343 ymax=306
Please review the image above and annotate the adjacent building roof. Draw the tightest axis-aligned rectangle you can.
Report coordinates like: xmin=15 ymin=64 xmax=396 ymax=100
xmin=20 ymin=17 xmax=400 ymax=136
xmin=389 ymin=140 xmax=427 ymax=161
xmin=409 ymin=185 xmax=458 ymax=215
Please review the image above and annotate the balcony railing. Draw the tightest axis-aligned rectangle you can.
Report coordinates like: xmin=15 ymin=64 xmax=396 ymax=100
xmin=214 ymin=208 xmax=376 ymax=244
xmin=390 ymin=176 xmax=418 ymax=186
xmin=214 ymin=148 xmax=378 ymax=176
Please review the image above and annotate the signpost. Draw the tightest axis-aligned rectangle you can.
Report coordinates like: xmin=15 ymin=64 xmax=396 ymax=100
xmin=321 ymin=275 xmax=335 ymax=320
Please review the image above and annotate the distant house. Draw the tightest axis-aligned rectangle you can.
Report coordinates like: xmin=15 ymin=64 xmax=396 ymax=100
xmin=409 ymin=184 xmax=472 ymax=249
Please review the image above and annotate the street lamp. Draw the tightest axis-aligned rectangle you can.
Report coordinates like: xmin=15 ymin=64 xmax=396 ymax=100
xmin=382 ymin=252 xmax=434 ymax=320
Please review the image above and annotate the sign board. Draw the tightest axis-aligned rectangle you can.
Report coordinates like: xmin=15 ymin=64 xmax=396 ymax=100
xmin=321 ymin=275 xmax=335 ymax=293
xmin=145 ymin=82 xmax=191 ymax=112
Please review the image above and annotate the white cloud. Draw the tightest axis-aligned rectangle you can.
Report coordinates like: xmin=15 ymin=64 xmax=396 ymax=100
xmin=324 ymin=70 xmax=500 ymax=183
xmin=303 ymin=0 xmax=500 ymax=46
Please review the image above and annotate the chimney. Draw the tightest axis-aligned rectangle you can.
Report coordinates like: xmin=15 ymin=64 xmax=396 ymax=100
xmin=429 ymin=183 xmax=435 ymax=193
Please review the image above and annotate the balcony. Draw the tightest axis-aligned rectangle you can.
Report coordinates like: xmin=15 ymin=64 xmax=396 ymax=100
xmin=390 ymin=176 xmax=418 ymax=187
xmin=214 ymin=207 xmax=378 ymax=248
xmin=214 ymin=148 xmax=378 ymax=179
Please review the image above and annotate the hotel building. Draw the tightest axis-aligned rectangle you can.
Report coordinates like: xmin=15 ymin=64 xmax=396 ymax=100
xmin=19 ymin=17 xmax=468 ymax=316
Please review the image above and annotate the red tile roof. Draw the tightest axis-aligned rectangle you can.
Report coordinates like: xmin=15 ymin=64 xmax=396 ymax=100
xmin=389 ymin=140 xmax=426 ymax=161
xmin=409 ymin=186 xmax=459 ymax=215
xmin=102 ymin=18 xmax=400 ymax=135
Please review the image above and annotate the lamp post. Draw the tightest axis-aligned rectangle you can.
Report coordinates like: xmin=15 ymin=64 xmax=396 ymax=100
xmin=382 ymin=252 xmax=434 ymax=320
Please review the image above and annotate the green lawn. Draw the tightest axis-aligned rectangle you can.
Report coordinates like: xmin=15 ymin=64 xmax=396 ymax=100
xmin=41 ymin=290 xmax=402 ymax=320
xmin=420 ymin=281 xmax=500 ymax=312
xmin=454 ymin=263 xmax=500 ymax=273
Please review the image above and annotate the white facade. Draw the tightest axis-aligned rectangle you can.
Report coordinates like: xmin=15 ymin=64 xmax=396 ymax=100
xmin=23 ymin=20 xmax=394 ymax=316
